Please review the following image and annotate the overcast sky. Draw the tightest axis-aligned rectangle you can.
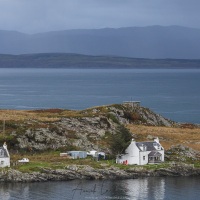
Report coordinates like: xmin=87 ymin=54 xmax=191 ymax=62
xmin=0 ymin=0 xmax=199 ymax=33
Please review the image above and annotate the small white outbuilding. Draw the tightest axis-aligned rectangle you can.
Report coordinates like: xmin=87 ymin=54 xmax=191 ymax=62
xmin=0 ymin=142 xmax=10 ymax=168
xmin=87 ymin=150 xmax=106 ymax=159
xmin=67 ymin=151 xmax=87 ymax=159
xmin=116 ymin=138 xmax=164 ymax=165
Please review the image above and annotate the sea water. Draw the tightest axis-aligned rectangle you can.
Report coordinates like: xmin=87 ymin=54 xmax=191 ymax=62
xmin=0 ymin=68 xmax=200 ymax=123
xmin=0 ymin=177 xmax=200 ymax=200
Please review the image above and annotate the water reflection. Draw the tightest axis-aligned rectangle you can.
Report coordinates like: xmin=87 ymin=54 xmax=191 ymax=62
xmin=110 ymin=178 xmax=165 ymax=200
xmin=0 ymin=183 xmax=30 ymax=200
xmin=0 ymin=177 xmax=199 ymax=200
xmin=0 ymin=185 xmax=10 ymax=200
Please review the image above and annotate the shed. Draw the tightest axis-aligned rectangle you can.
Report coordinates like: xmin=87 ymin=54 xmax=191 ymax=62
xmin=67 ymin=151 xmax=87 ymax=159
xmin=87 ymin=150 xmax=106 ymax=159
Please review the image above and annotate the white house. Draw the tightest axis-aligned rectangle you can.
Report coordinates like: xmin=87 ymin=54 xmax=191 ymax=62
xmin=0 ymin=142 xmax=10 ymax=167
xmin=116 ymin=137 xmax=164 ymax=165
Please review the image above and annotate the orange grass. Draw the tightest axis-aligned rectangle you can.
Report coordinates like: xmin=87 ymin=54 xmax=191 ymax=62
xmin=127 ymin=124 xmax=200 ymax=151
xmin=0 ymin=109 xmax=83 ymax=122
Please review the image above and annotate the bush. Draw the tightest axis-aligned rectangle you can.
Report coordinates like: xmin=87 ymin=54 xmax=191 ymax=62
xmin=124 ymin=111 xmax=141 ymax=121
xmin=107 ymin=113 xmax=119 ymax=124
xmin=110 ymin=125 xmax=132 ymax=155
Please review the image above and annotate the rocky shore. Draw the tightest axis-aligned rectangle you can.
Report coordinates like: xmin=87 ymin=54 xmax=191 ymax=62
xmin=1 ymin=163 xmax=200 ymax=183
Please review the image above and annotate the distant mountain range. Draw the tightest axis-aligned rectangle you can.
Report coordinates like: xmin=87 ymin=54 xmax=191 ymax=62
xmin=0 ymin=53 xmax=200 ymax=68
xmin=1 ymin=25 xmax=200 ymax=59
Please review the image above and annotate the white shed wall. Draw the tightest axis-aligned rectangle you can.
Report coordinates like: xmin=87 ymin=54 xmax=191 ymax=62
xmin=0 ymin=157 xmax=10 ymax=167
xmin=160 ymin=150 xmax=165 ymax=161
xmin=116 ymin=140 xmax=140 ymax=165
xmin=139 ymin=151 xmax=150 ymax=165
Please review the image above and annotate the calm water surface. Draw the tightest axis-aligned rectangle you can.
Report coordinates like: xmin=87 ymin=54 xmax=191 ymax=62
xmin=0 ymin=68 xmax=200 ymax=123
xmin=0 ymin=177 xmax=199 ymax=200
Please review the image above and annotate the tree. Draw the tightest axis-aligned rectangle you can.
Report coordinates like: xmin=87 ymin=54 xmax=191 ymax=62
xmin=111 ymin=125 xmax=132 ymax=156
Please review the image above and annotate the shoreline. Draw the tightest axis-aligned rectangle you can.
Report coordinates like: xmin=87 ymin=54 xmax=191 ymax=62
xmin=1 ymin=164 xmax=200 ymax=183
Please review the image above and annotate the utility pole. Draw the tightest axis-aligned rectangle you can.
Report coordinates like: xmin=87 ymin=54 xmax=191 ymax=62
xmin=90 ymin=135 xmax=99 ymax=161
xmin=96 ymin=139 xmax=99 ymax=162
xmin=131 ymin=97 xmax=133 ymax=111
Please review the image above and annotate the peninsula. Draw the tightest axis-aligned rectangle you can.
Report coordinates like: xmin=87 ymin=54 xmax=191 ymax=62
xmin=0 ymin=53 xmax=200 ymax=69
xmin=0 ymin=103 xmax=199 ymax=182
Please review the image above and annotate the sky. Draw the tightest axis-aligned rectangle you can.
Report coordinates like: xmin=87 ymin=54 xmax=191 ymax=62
xmin=0 ymin=0 xmax=199 ymax=33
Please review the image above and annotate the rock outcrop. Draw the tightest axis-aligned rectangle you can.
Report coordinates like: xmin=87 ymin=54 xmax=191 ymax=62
xmin=12 ymin=104 xmax=174 ymax=152
xmin=1 ymin=163 xmax=200 ymax=183
xmin=165 ymin=145 xmax=200 ymax=162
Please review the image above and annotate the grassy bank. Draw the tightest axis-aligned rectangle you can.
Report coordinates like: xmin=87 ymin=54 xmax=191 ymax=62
xmin=127 ymin=124 xmax=200 ymax=151
xmin=10 ymin=150 xmax=200 ymax=173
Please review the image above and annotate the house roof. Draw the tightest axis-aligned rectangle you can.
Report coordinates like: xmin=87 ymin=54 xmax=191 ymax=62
xmin=0 ymin=147 xmax=9 ymax=158
xmin=136 ymin=141 xmax=162 ymax=151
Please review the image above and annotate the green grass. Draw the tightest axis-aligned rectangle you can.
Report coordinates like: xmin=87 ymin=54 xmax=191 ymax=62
xmin=12 ymin=159 xmax=200 ymax=173
xmin=194 ymin=163 xmax=200 ymax=168
xmin=10 ymin=149 xmax=200 ymax=173
xmin=13 ymin=156 xmax=111 ymax=172
xmin=143 ymin=163 xmax=171 ymax=170
xmin=15 ymin=161 xmax=52 ymax=173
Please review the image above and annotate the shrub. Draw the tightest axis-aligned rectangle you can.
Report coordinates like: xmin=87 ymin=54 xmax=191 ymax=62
xmin=124 ymin=111 xmax=141 ymax=121
xmin=107 ymin=113 xmax=119 ymax=124
xmin=110 ymin=125 xmax=132 ymax=155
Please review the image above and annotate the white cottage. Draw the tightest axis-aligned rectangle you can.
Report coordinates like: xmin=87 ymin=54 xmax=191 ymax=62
xmin=0 ymin=142 xmax=10 ymax=167
xmin=116 ymin=137 xmax=164 ymax=165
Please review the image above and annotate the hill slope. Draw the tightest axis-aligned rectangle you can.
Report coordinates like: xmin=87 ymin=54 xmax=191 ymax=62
xmin=1 ymin=104 xmax=173 ymax=153
xmin=0 ymin=53 xmax=200 ymax=68
xmin=1 ymin=26 xmax=200 ymax=59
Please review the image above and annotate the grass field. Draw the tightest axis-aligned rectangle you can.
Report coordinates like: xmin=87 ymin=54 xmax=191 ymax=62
xmin=127 ymin=124 xmax=200 ymax=151
xmin=0 ymin=109 xmax=80 ymax=122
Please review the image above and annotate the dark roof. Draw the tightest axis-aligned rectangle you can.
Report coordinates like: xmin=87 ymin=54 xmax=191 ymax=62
xmin=136 ymin=141 xmax=162 ymax=151
xmin=0 ymin=147 xmax=9 ymax=158
xmin=148 ymin=151 xmax=162 ymax=157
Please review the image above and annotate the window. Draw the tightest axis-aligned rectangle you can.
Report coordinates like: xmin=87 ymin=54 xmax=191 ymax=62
xmin=0 ymin=160 xmax=4 ymax=165
xmin=0 ymin=149 xmax=4 ymax=157
xmin=143 ymin=156 xmax=145 ymax=160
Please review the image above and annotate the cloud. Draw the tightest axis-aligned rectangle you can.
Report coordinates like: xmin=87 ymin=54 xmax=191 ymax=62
xmin=0 ymin=0 xmax=199 ymax=33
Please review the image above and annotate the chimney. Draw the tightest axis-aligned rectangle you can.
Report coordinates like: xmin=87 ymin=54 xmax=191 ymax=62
xmin=154 ymin=137 xmax=159 ymax=144
xmin=3 ymin=142 xmax=10 ymax=157
xmin=3 ymin=142 xmax=7 ymax=149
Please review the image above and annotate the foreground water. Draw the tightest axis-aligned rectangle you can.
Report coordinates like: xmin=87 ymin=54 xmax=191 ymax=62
xmin=0 ymin=68 xmax=200 ymax=123
xmin=0 ymin=177 xmax=199 ymax=200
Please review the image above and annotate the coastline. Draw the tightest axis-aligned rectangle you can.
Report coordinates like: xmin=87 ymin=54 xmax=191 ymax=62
xmin=1 ymin=163 xmax=200 ymax=183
